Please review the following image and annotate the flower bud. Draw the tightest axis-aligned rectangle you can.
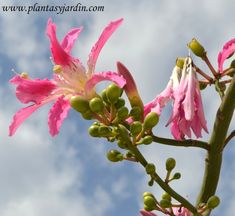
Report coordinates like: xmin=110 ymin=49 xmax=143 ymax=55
xmin=88 ymin=125 xmax=100 ymax=137
xmin=176 ymin=58 xmax=185 ymax=69
xmin=117 ymin=107 xmax=129 ymax=120
xmin=106 ymin=150 xmax=123 ymax=162
xmin=230 ymin=59 xmax=235 ymax=68
xmin=161 ymin=192 xmax=171 ymax=201
xmin=115 ymin=98 xmax=125 ymax=109
xmin=144 ymin=196 xmax=156 ymax=209
xmin=82 ymin=110 xmax=94 ymax=120
xmin=207 ymin=196 xmax=220 ymax=209
xmin=145 ymin=163 xmax=156 ymax=175
xmin=106 ymin=84 xmax=122 ymax=103
xmin=159 ymin=199 xmax=172 ymax=208
xmin=143 ymin=205 xmax=154 ymax=211
xmin=130 ymin=121 xmax=143 ymax=136
xmin=130 ymin=106 xmax=142 ymax=121
xmin=143 ymin=112 xmax=159 ymax=130
xmin=117 ymin=140 xmax=127 ymax=149
xmin=70 ymin=96 xmax=90 ymax=113
xmin=142 ymin=136 xmax=153 ymax=145
xmin=89 ymin=97 xmax=104 ymax=113
xmin=101 ymin=89 xmax=109 ymax=104
xmin=188 ymin=38 xmax=206 ymax=58
xmin=165 ymin=158 xmax=176 ymax=171
xmin=173 ymin=172 xmax=181 ymax=180
xmin=99 ymin=126 xmax=113 ymax=137
xmin=143 ymin=192 xmax=154 ymax=198
xmin=118 ymin=125 xmax=131 ymax=142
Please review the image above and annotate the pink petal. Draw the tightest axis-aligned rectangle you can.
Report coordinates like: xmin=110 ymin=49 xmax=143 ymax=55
xmin=117 ymin=62 xmax=144 ymax=114
xmin=85 ymin=71 xmax=126 ymax=96
xmin=61 ymin=27 xmax=83 ymax=53
xmin=172 ymin=207 xmax=193 ymax=216
xmin=9 ymin=103 xmax=43 ymax=136
xmin=218 ymin=38 xmax=235 ymax=72
xmin=140 ymin=210 xmax=158 ymax=216
xmin=48 ymin=96 xmax=70 ymax=136
xmin=88 ymin=18 xmax=123 ymax=72
xmin=170 ymin=119 xmax=182 ymax=140
xmin=47 ymin=18 xmax=73 ymax=66
xmin=10 ymin=75 xmax=56 ymax=104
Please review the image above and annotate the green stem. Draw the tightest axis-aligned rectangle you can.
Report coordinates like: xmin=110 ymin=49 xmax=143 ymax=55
xmin=152 ymin=135 xmax=210 ymax=150
xmin=196 ymin=74 xmax=235 ymax=213
xmin=127 ymin=143 xmax=198 ymax=214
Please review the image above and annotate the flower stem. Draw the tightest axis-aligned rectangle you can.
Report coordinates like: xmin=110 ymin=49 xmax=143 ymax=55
xmin=152 ymin=135 xmax=210 ymax=150
xmin=194 ymin=65 xmax=213 ymax=83
xmin=126 ymin=142 xmax=198 ymax=214
xmin=196 ymin=74 xmax=235 ymax=214
xmin=202 ymin=55 xmax=218 ymax=77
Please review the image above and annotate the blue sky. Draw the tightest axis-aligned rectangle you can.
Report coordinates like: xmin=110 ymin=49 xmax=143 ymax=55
xmin=0 ymin=0 xmax=234 ymax=216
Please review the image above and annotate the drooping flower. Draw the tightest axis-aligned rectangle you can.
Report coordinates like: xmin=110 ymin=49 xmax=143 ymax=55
xmin=140 ymin=210 xmax=158 ymax=216
xmin=218 ymin=38 xmax=235 ymax=73
xmin=9 ymin=18 xmax=125 ymax=136
xmin=144 ymin=57 xmax=208 ymax=140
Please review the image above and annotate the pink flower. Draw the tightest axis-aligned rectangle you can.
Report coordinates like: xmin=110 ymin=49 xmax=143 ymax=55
xmin=140 ymin=210 xmax=158 ymax=216
xmin=218 ymin=38 xmax=235 ymax=73
xmin=169 ymin=207 xmax=193 ymax=216
xmin=145 ymin=57 xmax=208 ymax=140
xmin=9 ymin=18 xmax=125 ymax=136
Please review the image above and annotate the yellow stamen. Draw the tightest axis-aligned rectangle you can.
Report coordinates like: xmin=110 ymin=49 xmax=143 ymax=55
xmin=53 ymin=65 xmax=62 ymax=73
xmin=20 ymin=72 xmax=30 ymax=79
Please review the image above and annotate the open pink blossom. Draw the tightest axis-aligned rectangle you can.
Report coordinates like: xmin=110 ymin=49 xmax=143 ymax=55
xmin=9 ymin=18 xmax=125 ymax=136
xmin=218 ymin=38 xmax=235 ymax=73
xmin=140 ymin=210 xmax=158 ymax=216
xmin=144 ymin=57 xmax=208 ymax=140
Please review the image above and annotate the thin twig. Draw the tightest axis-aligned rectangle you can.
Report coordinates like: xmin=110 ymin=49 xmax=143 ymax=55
xmin=223 ymin=130 xmax=235 ymax=149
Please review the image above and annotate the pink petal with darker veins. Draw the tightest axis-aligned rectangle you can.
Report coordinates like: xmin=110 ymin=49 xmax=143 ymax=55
xmin=48 ymin=96 xmax=70 ymax=137
xmin=88 ymin=18 xmax=123 ymax=72
xmin=10 ymin=75 xmax=56 ymax=104
xmin=9 ymin=103 xmax=44 ymax=136
xmin=218 ymin=38 xmax=235 ymax=72
xmin=47 ymin=19 xmax=73 ymax=66
xmin=85 ymin=71 xmax=126 ymax=94
xmin=61 ymin=27 xmax=83 ymax=53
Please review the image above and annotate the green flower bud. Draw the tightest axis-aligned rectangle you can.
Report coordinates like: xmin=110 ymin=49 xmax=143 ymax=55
xmin=165 ymin=158 xmax=176 ymax=171
xmin=115 ymin=98 xmax=125 ymax=109
xmin=101 ymin=89 xmax=109 ymax=104
xmin=199 ymin=82 xmax=208 ymax=90
xmin=142 ymin=135 xmax=153 ymax=145
xmin=159 ymin=199 xmax=172 ymax=208
xmin=70 ymin=96 xmax=89 ymax=113
xmin=118 ymin=125 xmax=131 ymax=143
xmin=145 ymin=163 xmax=156 ymax=175
xmin=230 ymin=59 xmax=235 ymax=68
xmin=143 ymin=192 xmax=154 ymax=198
xmin=207 ymin=196 xmax=220 ymax=209
xmin=117 ymin=107 xmax=129 ymax=120
xmin=144 ymin=204 xmax=154 ymax=211
xmin=188 ymin=38 xmax=206 ymax=58
xmin=89 ymin=97 xmax=104 ymax=113
xmin=144 ymin=196 xmax=156 ymax=209
xmin=129 ymin=106 xmax=142 ymax=121
xmin=173 ymin=172 xmax=181 ymax=180
xmin=161 ymin=192 xmax=171 ymax=201
xmin=143 ymin=112 xmax=159 ymax=130
xmin=99 ymin=126 xmax=113 ymax=137
xmin=126 ymin=151 xmax=135 ymax=158
xmin=106 ymin=150 xmax=123 ymax=162
xmin=117 ymin=140 xmax=127 ymax=149
xmin=82 ymin=110 xmax=94 ymax=120
xmin=88 ymin=125 xmax=100 ymax=137
xmin=106 ymin=84 xmax=122 ymax=103
xmin=176 ymin=58 xmax=185 ymax=69
xmin=130 ymin=121 xmax=143 ymax=136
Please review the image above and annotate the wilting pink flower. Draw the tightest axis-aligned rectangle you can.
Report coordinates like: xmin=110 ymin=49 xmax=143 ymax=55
xmin=145 ymin=57 xmax=208 ymax=140
xmin=218 ymin=38 xmax=235 ymax=73
xmin=140 ymin=210 xmax=158 ymax=216
xmin=9 ymin=18 xmax=125 ymax=136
